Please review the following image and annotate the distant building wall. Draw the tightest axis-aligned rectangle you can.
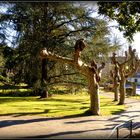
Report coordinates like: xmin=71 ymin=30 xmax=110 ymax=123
xmin=127 ymin=73 xmax=140 ymax=85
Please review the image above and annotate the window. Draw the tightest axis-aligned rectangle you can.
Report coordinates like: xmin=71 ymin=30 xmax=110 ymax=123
xmin=134 ymin=79 xmax=138 ymax=83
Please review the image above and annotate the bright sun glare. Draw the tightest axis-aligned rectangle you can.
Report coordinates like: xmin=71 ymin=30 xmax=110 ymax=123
xmin=132 ymin=33 xmax=140 ymax=57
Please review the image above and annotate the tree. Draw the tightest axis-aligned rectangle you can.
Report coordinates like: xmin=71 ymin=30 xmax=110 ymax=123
xmin=0 ymin=2 xmax=97 ymax=96
xmin=0 ymin=2 xmax=118 ymax=98
xmin=97 ymin=2 xmax=140 ymax=42
xmin=0 ymin=44 xmax=5 ymax=68
xmin=111 ymin=46 xmax=140 ymax=104
xmin=40 ymin=39 xmax=105 ymax=115
xmin=0 ymin=44 xmax=6 ymax=80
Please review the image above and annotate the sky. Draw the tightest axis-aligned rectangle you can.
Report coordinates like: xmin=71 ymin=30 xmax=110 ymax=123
xmin=108 ymin=20 xmax=140 ymax=57
xmin=132 ymin=33 xmax=140 ymax=57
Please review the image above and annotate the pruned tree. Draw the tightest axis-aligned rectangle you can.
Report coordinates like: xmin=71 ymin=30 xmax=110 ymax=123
xmin=111 ymin=46 xmax=140 ymax=104
xmin=110 ymin=52 xmax=121 ymax=101
xmin=40 ymin=39 xmax=105 ymax=115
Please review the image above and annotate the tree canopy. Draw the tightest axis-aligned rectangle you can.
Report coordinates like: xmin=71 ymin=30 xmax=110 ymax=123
xmin=98 ymin=2 xmax=140 ymax=42
xmin=0 ymin=2 xmax=121 ymax=91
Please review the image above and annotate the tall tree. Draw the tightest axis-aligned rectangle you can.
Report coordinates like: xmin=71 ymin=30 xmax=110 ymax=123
xmin=0 ymin=2 xmax=96 ymax=95
xmin=0 ymin=2 xmax=119 ymax=97
xmin=98 ymin=2 xmax=140 ymax=42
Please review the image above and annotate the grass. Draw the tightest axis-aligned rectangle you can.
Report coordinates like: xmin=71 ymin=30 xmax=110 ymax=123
xmin=129 ymin=96 xmax=140 ymax=101
xmin=0 ymin=83 xmax=33 ymax=96
xmin=0 ymin=92 xmax=125 ymax=117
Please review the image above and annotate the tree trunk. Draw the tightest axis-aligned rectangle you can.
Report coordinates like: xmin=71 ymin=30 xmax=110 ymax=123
xmin=40 ymin=58 xmax=48 ymax=98
xmin=40 ymin=3 xmax=49 ymax=99
xmin=113 ymin=80 xmax=119 ymax=101
xmin=88 ymin=75 xmax=100 ymax=115
xmin=118 ymin=78 xmax=126 ymax=105
xmin=132 ymin=82 xmax=137 ymax=96
xmin=41 ymin=89 xmax=49 ymax=98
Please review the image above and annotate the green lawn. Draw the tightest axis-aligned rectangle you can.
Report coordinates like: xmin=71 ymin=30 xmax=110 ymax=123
xmin=129 ymin=94 xmax=140 ymax=99
xmin=0 ymin=92 xmax=125 ymax=117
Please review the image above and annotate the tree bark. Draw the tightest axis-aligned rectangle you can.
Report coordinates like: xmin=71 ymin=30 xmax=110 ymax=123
xmin=118 ymin=78 xmax=126 ymax=105
xmin=113 ymin=80 xmax=119 ymax=101
xmin=132 ymin=82 xmax=137 ymax=96
xmin=40 ymin=58 xmax=48 ymax=98
xmin=88 ymin=72 xmax=100 ymax=115
xmin=38 ymin=3 xmax=49 ymax=98
xmin=111 ymin=47 xmax=140 ymax=105
xmin=41 ymin=58 xmax=47 ymax=81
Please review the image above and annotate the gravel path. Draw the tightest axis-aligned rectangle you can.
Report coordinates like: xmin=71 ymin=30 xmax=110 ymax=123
xmin=0 ymin=92 xmax=140 ymax=139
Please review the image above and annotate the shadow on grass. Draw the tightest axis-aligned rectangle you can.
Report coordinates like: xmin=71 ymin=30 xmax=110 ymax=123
xmin=0 ymin=107 xmax=124 ymax=119
xmin=0 ymin=95 xmax=87 ymax=104
xmin=0 ymin=109 xmax=93 ymax=118
xmin=0 ymin=84 xmax=29 ymax=90
xmin=0 ymin=112 xmax=47 ymax=117
xmin=0 ymin=96 xmax=38 ymax=104
xmin=0 ymin=91 xmax=34 ymax=97
xmin=38 ymin=98 xmax=85 ymax=103
xmin=111 ymin=109 xmax=125 ymax=115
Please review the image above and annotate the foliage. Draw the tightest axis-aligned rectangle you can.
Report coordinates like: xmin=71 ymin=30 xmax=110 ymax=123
xmin=0 ymin=47 xmax=5 ymax=68
xmin=98 ymin=2 xmax=140 ymax=42
xmin=2 ymin=45 xmax=15 ymax=71
xmin=0 ymin=2 xmax=121 ymax=92
xmin=0 ymin=44 xmax=6 ymax=74
xmin=81 ymin=19 xmax=119 ymax=63
xmin=0 ymin=2 xmax=97 ymax=87
xmin=0 ymin=75 xmax=9 ymax=83
xmin=0 ymin=82 xmax=33 ymax=96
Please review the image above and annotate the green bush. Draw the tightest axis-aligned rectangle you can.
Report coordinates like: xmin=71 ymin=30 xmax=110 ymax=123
xmin=126 ymin=87 xmax=133 ymax=95
xmin=0 ymin=75 xmax=9 ymax=83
